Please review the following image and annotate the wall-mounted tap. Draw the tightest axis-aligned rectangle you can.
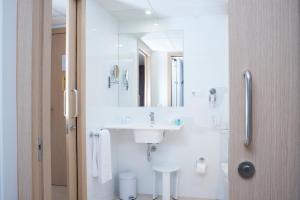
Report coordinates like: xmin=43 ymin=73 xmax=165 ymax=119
xmin=149 ymin=112 xmax=155 ymax=125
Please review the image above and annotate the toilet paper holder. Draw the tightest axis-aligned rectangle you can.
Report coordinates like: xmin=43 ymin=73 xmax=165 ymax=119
xmin=195 ymin=157 xmax=207 ymax=175
xmin=196 ymin=157 xmax=205 ymax=164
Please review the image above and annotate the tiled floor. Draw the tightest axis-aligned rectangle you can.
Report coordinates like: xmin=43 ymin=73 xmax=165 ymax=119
xmin=51 ymin=187 xmax=213 ymax=200
xmin=117 ymin=194 xmax=214 ymax=200
xmin=52 ymin=185 xmax=67 ymax=200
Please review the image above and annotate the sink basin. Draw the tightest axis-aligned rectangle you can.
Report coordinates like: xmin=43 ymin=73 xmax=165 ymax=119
xmin=134 ymin=129 xmax=164 ymax=143
xmin=104 ymin=123 xmax=183 ymax=143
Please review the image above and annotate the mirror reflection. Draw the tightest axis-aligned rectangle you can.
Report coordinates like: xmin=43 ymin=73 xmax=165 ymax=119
xmin=118 ymin=31 xmax=184 ymax=107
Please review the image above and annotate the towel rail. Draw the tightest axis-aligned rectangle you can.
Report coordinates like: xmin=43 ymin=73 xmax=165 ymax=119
xmin=89 ymin=129 xmax=106 ymax=138
xmin=90 ymin=132 xmax=100 ymax=138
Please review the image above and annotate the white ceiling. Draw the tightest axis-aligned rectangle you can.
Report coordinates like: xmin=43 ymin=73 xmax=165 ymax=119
xmin=141 ymin=31 xmax=183 ymax=52
xmin=52 ymin=0 xmax=227 ymax=26
xmin=97 ymin=0 xmax=228 ymax=21
xmin=52 ymin=0 xmax=67 ymax=28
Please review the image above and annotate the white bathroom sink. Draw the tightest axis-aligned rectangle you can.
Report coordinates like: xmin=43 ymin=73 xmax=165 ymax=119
xmin=133 ymin=129 xmax=164 ymax=143
xmin=104 ymin=123 xmax=183 ymax=143
xmin=104 ymin=123 xmax=183 ymax=131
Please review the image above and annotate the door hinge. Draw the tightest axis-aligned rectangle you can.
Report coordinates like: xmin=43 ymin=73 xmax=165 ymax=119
xmin=37 ymin=136 xmax=43 ymax=161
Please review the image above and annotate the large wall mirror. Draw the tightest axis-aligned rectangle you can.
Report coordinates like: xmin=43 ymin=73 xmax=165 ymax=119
xmin=116 ymin=31 xmax=184 ymax=107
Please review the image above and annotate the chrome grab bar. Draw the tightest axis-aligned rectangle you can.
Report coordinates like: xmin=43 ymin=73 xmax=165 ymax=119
xmin=243 ymin=70 xmax=252 ymax=146
xmin=71 ymin=89 xmax=78 ymax=118
xmin=64 ymin=89 xmax=78 ymax=119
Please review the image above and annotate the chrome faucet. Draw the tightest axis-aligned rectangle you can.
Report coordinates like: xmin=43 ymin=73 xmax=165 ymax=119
xmin=149 ymin=112 xmax=155 ymax=124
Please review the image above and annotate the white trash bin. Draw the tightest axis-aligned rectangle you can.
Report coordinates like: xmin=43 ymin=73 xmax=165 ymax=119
xmin=119 ymin=171 xmax=137 ymax=200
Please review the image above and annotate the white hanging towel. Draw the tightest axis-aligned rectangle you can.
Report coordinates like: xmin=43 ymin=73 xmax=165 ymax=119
xmin=99 ymin=129 xmax=112 ymax=184
xmin=91 ymin=132 xmax=100 ymax=178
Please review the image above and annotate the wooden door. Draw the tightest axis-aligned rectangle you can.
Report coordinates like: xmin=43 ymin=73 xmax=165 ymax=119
xmin=66 ymin=0 xmax=78 ymax=199
xmin=51 ymin=28 xmax=67 ymax=186
xmin=229 ymin=0 xmax=300 ymax=199
xmin=17 ymin=0 xmax=53 ymax=199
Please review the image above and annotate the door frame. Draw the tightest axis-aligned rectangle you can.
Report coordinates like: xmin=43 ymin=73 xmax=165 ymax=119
xmin=16 ymin=0 xmax=87 ymax=199
xmin=76 ymin=0 xmax=87 ymax=199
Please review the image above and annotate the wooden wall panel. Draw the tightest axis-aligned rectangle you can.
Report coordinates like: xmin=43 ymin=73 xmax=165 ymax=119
xmin=229 ymin=0 xmax=300 ymax=199
xmin=77 ymin=0 xmax=88 ymax=199
xmin=17 ymin=0 xmax=52 ymax=199
xmin=32 ymin=0 xmax=44 ymax=199
xmin=16 ymin=0 xmax=33 ymax=199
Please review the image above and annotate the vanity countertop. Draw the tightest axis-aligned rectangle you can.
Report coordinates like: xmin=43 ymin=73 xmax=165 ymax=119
xmin=104 ymin=123 xmax=183 ymax=131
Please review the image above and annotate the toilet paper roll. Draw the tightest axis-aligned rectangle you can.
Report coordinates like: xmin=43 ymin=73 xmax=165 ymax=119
xmin=196 ymin=162 xmax=207 ymax=175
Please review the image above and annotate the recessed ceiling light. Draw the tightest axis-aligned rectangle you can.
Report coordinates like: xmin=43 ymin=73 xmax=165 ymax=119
xmin=153 ymin=23 xmax=159 ymax=26
xmin=145 ymin=9 xmax=152 ymax=15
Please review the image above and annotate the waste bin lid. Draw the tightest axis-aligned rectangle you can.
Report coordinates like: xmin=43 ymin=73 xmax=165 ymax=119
xmin=119 ymin=171 xmax=136 ymax=180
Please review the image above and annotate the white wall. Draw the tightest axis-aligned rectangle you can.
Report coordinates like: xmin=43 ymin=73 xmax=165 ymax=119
xmin=1 ymin=0 xmax=18 ymax=199
xmin=86 ymin=0 xmax=119 ymax=199
xmin=86 ymin=4 xmax=229 ymax=199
